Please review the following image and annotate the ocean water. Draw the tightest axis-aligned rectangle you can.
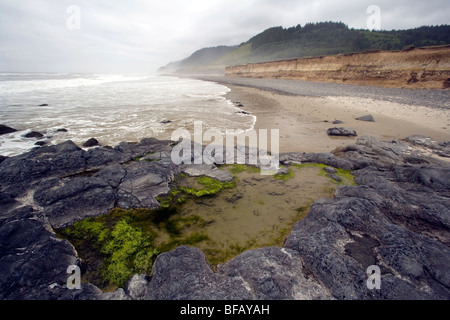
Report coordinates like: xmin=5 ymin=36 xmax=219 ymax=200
xmin=0 ymin=73 xmax=255 ymax=157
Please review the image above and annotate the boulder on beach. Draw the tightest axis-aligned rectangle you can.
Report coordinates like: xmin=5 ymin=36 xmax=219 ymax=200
xmin=160 ymin=120 xmax=172 ymax=124
xmin=56 ymin=128 xmax=68 ymax=133
xmin=38 ymin=104 xmax=49 ymax=107
xmin=0 ymin=124 xmax=17 ymax=136
xmin=24 ymin=131 xmax=44 ymax=138
xmin=356 ymin=114 xmax=375 ymax=122
xmin=332 ymin=120 xmax=344 ymax=124
xmin=83 ymin=138 xmax=100 ymax=148
xmin=327 ymin=127 xmax=357 ymax=137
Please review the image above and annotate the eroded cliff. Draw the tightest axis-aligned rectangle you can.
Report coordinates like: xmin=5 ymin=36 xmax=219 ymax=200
xmin=225 ymin=45 xmax=450 ymax=89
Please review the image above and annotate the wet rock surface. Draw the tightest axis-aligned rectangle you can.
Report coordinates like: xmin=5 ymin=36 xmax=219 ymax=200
xmin=0 ymin=135 xmax=449 ymax=300
xmin=0 ymin=124 xmax=17 ymax=136
xmin=327 ymin=127 xmax=358 ymax=137
xmin=82 ymin=137 xmax=100 ymax=148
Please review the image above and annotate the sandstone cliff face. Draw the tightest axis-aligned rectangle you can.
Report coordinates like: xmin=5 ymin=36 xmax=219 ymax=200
xmin=225 ymin=46 xmax=450 ymax=89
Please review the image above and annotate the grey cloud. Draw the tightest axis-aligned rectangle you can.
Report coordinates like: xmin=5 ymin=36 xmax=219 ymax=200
xmin=0 ymin=0 xmax=449 ymax=73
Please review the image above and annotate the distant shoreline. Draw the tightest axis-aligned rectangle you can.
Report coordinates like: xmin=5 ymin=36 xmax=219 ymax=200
xmin=194 ymin=75 xmax=450 ymax=109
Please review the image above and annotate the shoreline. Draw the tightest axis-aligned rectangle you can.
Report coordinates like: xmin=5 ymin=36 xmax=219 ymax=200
xmin=221 ymin=81 xmax=450 ymax=154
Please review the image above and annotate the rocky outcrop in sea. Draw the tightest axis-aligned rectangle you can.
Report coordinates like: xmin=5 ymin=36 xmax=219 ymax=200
xmin=0 ymin=135 xmax=449 ymax=300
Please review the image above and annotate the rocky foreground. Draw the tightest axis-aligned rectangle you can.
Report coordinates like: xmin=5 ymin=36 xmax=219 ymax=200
xmin=0 ymin=135 xmax=449 ymax=300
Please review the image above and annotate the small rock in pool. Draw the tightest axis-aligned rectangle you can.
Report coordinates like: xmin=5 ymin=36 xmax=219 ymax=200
xmin=160 ymin=120 xmax=172 ymax=124
xmin=39 ymin=104 xmax=49 ymax=107
xmin=56 ymin=128 xmax=68 ymax=132
xmin=323 ymin=166 xmax=337 ymax=174
xmin=328 ymin=173 xmax=342 ymax=182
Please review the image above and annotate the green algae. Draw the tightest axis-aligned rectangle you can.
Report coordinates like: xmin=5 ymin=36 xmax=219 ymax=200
xmin=58 ymin=162 xmax=356 ymax=290
xmin=179 ymin=176 xmax=236 ymax=197
xmin=274 ymin=167 xmax=294 ymax=180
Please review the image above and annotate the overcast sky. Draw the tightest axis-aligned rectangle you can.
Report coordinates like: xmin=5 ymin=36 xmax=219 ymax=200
xmin=0 ymin=0 xmax=448 ymax=73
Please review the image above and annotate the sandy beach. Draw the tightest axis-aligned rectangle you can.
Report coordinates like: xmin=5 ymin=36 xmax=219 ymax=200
xmin=224 ymin=83 xmax=450 ymax=153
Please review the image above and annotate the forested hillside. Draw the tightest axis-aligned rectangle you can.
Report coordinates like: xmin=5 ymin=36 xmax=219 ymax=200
xmin=159 ymin=22 xmax=450 ymax=74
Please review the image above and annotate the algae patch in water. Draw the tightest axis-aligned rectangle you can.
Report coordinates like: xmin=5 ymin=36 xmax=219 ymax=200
xmin=58 ymin=164 xmax=355 ymax=290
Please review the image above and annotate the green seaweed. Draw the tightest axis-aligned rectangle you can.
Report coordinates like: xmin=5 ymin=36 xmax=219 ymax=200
xmin=57 ymin=163 xmax=357 ymax=290
xmin=100 ymin=219 xmax=155 ymax=286
xmin=274 ymin=168 xmax=294 ymax=180
xmin=292 ymin=162 xmax=356 ymax=185
xmin=59 ymin=216 xmax=158 ymax=288
xmin=335 ymin=168 xmax=357 ymax=185
xmin=226 ymin=164 xmax=260 ymax=174
xmin=179 ymin=176 xmax=236 ymax=197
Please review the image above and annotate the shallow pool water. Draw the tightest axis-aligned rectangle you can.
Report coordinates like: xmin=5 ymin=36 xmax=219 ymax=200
xmin=58 ymin=164 xmax=355 ymax=289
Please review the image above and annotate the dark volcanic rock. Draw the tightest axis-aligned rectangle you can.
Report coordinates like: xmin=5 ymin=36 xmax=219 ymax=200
xmin=0 ymin=124 xmax=17 ymax=136
xmin=279 ymin=152 xmax=354 ymax=170
xmin=303 ymin=153 xmax=354 ymax=170
xmin=323 ymin=166 xmax=337 ymax=174
xmin=328 ymin=173 xmax=342 ymax=182
xmin=117 ymin=161 xmax=176 ymax=210
xmin=404 ymin=135 xmax=450 ymax=158
xmin=284 ymin=171 xmax=450 ymax=300
xmin=334 ymin=136 xmax=449 ymax=169
xmin=145 ymin=246 xmax=253 ymax=300
xmin=327 ymin=127 xmax=357 ymax=137
xmin=182 ymin=163 xmax=234 ymax=182
xmin=0 ymin=135 xmax=449 ymax=300
xmin=83 ymin=138 xmax=100 ymax=147
xmin=24 ymin=131 xmax=44 ymax=138
xmin=34 ymin=177 xmax=117 ymax=228
xmin=218 ymin=247 xmax=331 ymax=299
xmin=333 ymin=120 xmax=344 ymax=124
xmin=93 ymin=163 xmax=126 ymax=188
xmin=0 ymin=140 xmax=86 ymax=197
xmin=0 ymin=206 xmax=79 ymax=299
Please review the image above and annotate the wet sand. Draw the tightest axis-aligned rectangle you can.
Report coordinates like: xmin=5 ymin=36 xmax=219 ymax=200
xmin=224 ymin=84 xmax=450 ymax=153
